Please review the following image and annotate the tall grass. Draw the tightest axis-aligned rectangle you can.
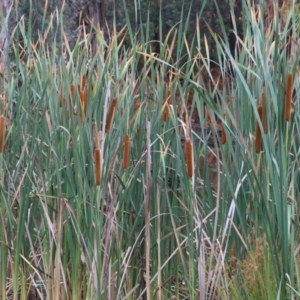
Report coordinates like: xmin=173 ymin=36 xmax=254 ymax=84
xmin=0 ymin=0 xmax=299 ymax=299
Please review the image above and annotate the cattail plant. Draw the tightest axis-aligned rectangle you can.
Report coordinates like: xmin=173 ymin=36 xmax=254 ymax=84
xmin=105 ymin=98 xmax=117 ymax=133
xmin=162 ymin=90 xmax=172 ymax=122
xmin=255 ymin=105 xmax=263 ymax=153
xmin=123 ymin=134 xmax=130 ymax=169
xmin=0 ymin=116 xmax=5 ymax=153
xmin=185 ymin=137 xmax=194 ymax=177
xmin=285 ymin=73 xmax=293 ymax=122
xmin=94 ymin=148 xmax=101 ymax=185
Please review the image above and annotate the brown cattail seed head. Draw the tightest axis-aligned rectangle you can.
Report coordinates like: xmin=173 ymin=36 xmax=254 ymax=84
xmin=79 ymin=89 xmax=88 ymax=122
xmin=58 ymin=87 xmax=64 ymax=108
xmin=185 ymin=138 xmax=194 ymax=178
xmin=221 ymin=113 xmax=227 ymax=145
xmin=105 ymin=98 xmax=117 ymax=133
xmin=94 ymin=148 xmax=101 ymax=186
xmin=123 ymin=134 xmax=130 ymax=169
xmin=70 ymin=84 xmax=75 ymax=99
xmin=162 ymin=90 xmax=172 ymax=122
xmin=81 ymin=74 xmax=87 ymax=91
xmin=260 ymin=92 xmax=268 ymax=134
xmin=285 ymin=73 xmax=293 ymax=122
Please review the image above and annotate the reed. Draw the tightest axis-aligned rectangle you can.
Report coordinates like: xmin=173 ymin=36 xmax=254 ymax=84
xmin=105 ymin=97 xmax=117 ymax=133
xmin=123 ymin=134 xmax=130 ymax=169
xmin=285 ymin=73 xmax=293 ymax=122
xmin=0 ymin=116 xmax=5 ymax=153
xmin=94 ymin=148 xmax=101 ymax=186
xmin=185 ymin=137 xmax=194 ymax=178
xmin=255 ymin=105 xmax=263 ymax=153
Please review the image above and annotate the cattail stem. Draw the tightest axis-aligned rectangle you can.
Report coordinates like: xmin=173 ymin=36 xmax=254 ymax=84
xmin=94 ymin=148 xmax=101 ymax=186
xmin=123 ymin=134 xmax=130 ymax=169
xmin=0 ymin=116 xmax=5 ymax=153
xmin=285 ymin=73 xmax=293 ymax=122
xmin=105 ymin=98 xmax=117 ymax=133
xmin=185 ymin=138 xmax=194 ymax=178
xmin=255 ymin=105 xmax=263 ymax=153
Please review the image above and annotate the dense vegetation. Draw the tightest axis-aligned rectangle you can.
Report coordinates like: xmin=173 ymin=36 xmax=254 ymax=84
xmin=0 ymin=0 xmax=300 ymax=299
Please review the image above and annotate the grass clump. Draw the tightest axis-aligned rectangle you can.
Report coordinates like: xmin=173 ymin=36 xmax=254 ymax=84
xmin=226 ymin=236 xmax=278 ymax=300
